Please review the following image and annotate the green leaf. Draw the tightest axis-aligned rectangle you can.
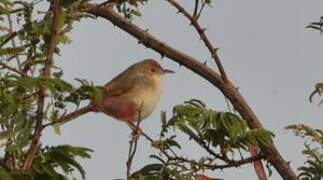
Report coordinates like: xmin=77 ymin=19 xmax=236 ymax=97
xmin=50 ymin=110 xmax=61 ymax=135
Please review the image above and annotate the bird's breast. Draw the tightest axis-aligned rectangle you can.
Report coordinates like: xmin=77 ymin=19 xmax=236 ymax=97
xmin=124 ymin=76 xmax=163 ymax=119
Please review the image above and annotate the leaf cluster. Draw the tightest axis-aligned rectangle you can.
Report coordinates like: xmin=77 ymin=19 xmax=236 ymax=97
xmin=131 ymin=100 xmax=274 ymax=179
xmin=164 ymin=100 xmax=274 ymax=152
xmin=0 ymin=0 xmax=103 ymax=177
xmin=0 ymin=145 xmax=93 ymax=180
xmin=286 ymin=124 xmax=323 ymax=180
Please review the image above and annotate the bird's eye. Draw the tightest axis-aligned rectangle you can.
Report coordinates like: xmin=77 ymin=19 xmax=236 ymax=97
xmin=151 ymin=68 xmax=156 ymax=72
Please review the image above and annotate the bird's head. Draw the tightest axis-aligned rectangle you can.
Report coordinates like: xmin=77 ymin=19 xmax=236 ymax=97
xmin=136 ymin=59 xmax=174 ymax=78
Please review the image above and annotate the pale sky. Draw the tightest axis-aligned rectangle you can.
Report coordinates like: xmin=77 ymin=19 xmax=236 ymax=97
xmin=43 ymin=0 xmax=323 ymax=179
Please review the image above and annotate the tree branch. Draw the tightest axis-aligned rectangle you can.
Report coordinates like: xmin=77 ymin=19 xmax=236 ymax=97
xmin=22 ymin=0 xmax=60 ymax=171
xmin=171 ymin=153 xmax=265 ymax=170
xmin=249 ymin=146 xmax=268 ymax=180
xmin=83 ymin=3 xmax=297 ymax=179
xmin=0 ymin=61 xmax=27 ymax=77
xmin=42 ymin=105 xmax=93 ymax=128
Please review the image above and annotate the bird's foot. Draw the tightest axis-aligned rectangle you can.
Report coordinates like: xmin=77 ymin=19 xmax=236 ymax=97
xmin=131 ymin=127 xmax=142 ymax=138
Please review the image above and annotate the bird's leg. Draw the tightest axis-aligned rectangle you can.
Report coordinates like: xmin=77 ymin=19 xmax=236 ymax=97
xmin=127 ymin=122 xmax=142 ymax=138
xmin=128 ymin=104 xmax=143 ymax=138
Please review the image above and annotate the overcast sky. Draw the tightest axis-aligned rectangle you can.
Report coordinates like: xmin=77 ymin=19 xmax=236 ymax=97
xmin=43 ymin=0 xmax=323 ymax=179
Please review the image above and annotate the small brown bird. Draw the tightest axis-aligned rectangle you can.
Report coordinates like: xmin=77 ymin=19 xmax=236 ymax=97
xmin=93 ymin=59 xmax=173 ymax=123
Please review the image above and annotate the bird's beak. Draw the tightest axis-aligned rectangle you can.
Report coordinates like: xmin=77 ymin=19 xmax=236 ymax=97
xmin=163 ymin=68 xmax=175 ymax=74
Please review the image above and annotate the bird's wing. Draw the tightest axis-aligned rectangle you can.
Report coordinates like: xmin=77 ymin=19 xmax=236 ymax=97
xmin=104 ymin=82 xmax=140 ymax=97
xmin=103 ymin=71 xmax=142 ymax=97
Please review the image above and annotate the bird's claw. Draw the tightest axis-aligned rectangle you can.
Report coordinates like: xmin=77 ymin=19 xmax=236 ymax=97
xmin=131 ymin=127 xmax=142 ymax=138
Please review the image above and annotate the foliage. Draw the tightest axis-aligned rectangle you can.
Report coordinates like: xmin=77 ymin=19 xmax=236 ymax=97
xmin=286 ymin=124 xmax=323 ymax=180
xmin=130 ymin=100 xmax=274 ymax=179
xmin=0 ymin=0 xmax=102 ymax=179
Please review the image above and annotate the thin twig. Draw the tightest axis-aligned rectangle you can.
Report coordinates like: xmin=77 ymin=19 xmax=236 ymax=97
xmin=196 ymin=0 xmax=207 ymax=20
xmin=0 ymin=61 xmax=27 ymax=77
xmin=166 ymin=0 xmax=228 ymax=82
xmin=126 ymin=109 xmax=142 ymax=179
xmin=193 ymin=0 xmax=199 ymax=17
xmin=22 ymin=0 xmax=60 ymax=171
xmin=0 ymin=32 xmax=17 ymax=48
xmin=170 ymin=153 xmax=264 ymax=170
xmin=42 ymin=105 xmax=93 ymax=128
xmin=5 ymin=4 xmax=21 ymax=69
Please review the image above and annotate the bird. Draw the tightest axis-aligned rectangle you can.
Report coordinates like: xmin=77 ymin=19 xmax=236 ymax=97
xmin=92 ymin=59 xmax=174 ymax=123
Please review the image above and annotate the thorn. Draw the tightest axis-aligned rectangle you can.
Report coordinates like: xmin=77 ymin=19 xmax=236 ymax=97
xmin=138 ymin=40 xmax=142 ymax=44
xmin=178 ymin=63 xmax=182 ymax=68
xmin=160 ymin=53 xmax=165 ymax=59
xmin=203 ymin=60 xmax=207 ymax=65
xmin=201 ymin=28 xmax=207 ymax=33
xmin=144 ymin=28 xmax=149 ymax=32
xmin=214 ymin=48 xmax=219 ymax=53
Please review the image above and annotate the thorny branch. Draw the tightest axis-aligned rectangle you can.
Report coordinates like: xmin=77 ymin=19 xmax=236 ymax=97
xmin=166 ymin=0 xmax=228 ymax=83
xmin=22 ymin=0 xmax=60 ymax=171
